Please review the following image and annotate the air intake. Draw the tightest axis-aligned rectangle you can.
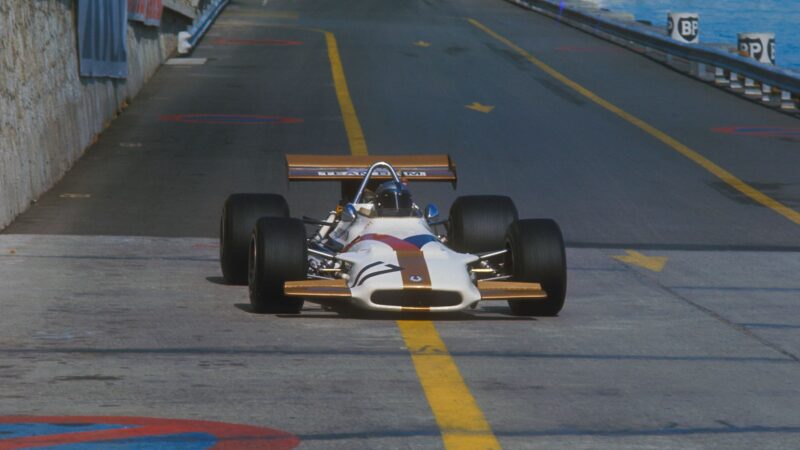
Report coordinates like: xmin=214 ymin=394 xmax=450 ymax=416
xmin=371 ymin=290 xmax=461 ymax=308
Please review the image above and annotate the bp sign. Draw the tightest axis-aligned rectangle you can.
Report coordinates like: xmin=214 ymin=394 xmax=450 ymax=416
xmin=668 ymin=12 xmax=699 ymax=44
xmin=738 ymin=33 xmax=776 ymax=65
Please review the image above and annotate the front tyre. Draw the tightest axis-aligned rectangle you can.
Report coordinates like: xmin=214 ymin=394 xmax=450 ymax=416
xmin=249 ymin=217 xmax=307 ymax=314
xmin=220 ymin=194 xmax=289 ymax=284
xmin=448 ymin=195 xmax=518 ymax=253
xmin=506 ymin=219 xmax=567 ymax=316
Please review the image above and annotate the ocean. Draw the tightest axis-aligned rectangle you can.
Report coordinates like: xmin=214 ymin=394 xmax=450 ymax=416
xmin=590 ymin=0 xmax=800 ymax=71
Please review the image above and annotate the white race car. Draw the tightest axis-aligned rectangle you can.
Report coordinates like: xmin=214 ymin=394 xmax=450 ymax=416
xmin=219 ymin=155 xmax=566 ymax=315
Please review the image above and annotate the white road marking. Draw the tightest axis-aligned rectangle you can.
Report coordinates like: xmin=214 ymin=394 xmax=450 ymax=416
xmin=59 ymin=194 xmax=91 ymax=199
xmin=165 ymin=58 xmax=208 ymax=65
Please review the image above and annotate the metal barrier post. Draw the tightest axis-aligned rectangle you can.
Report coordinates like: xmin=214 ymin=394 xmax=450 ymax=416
xmin=781 ymin=91 xmax=797 ymax=111
xmin=714 ymin=67 xmax=729 ymax=85
xmin=730 ymin=72 xmax=743 ymax=90
xmin=761 ymin=83 xmax=772 ymax=103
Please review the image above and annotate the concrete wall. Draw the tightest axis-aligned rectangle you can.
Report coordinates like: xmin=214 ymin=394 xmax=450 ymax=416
xmin=0 ymin=1 xmax=191 ymax=230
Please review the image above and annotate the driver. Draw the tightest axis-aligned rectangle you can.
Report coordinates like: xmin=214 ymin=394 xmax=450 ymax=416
xmin=374 ymin=181 xmax=414 ymax=217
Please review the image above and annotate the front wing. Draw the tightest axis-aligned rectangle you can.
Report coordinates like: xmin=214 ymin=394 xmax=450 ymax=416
xmin=284 ymin=279 xmax=547 ymax=312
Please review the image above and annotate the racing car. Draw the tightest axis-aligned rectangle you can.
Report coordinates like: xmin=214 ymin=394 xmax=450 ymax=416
xmin=219 ymin=155 xmax=566 ymax=315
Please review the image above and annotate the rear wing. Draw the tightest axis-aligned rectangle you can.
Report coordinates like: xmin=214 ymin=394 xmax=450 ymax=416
xmin=286 ymin=154 xmax=457 ymax=186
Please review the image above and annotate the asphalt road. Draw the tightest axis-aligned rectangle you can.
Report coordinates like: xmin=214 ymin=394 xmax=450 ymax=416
xmin=2 ymin=0 xmax=799 ymax=448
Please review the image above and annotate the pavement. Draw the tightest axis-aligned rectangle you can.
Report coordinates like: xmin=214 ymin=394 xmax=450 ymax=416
xmin=2 ymin=0 xmax=799 ymax=448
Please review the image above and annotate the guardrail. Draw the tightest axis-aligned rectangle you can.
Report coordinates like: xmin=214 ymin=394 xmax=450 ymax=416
xmin=178 ymin=0 xmax=230 ymax=54
xmin=505 ymin=0 xmax=799 ymax=113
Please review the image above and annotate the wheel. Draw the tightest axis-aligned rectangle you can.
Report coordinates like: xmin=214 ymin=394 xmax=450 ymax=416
xmin=505 ymin=219 xmax=567 ymax=316
xmin=248 ymin=217 xmax=307 ymax=314
xmin=448 ymin=195 xmax=518 ymax=253
xmin=220 ymin=194 xmax=289 ymax=285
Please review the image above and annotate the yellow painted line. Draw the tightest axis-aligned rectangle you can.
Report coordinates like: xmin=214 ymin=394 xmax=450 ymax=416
xmin=207 ymin=24 xmax=366 ymax=155
xmin=329 ymin=28 xmax=498 ymax=449
xmin=325 ymin=32 xmax=368 ymax=156
xmin=612 ymin=250 xmax=668 ymax=272
xmin=466 ymin=102 xmax=495 ymax=113
xmin=398 ymin=321 xmax=502 ymax=449
xmin=467 ymin=18 xmax=800 ymax=226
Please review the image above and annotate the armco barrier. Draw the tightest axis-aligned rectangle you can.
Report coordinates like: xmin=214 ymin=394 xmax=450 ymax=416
xmin=504 ymin=0 xmax=799 ymax=113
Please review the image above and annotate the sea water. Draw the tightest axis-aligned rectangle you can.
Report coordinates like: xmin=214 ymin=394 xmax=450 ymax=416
xmin=590 ymin=0 xmax=800 ymax=70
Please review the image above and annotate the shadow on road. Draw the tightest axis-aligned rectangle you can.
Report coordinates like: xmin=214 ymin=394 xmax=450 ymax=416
xmin=233 ymin=303 xmax=535 ymax=321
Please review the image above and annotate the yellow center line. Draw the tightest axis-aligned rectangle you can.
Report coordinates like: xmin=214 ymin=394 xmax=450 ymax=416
xmin=398 ymin=321 xmax=502 ymax=449
xmin=467 ymin=18 xmax=800 ymax=226
xmin=324 ymin=34 xmax=500 ymax=449
xmin=325 ymin=32 xmax=368 ymax=156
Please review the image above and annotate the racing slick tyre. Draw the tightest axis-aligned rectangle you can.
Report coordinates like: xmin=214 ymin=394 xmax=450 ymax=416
xmin=249 ymin=217 xmax=307 ymax=314
xmin=220 ymin=194 xmax=289 ymax=285
xmin=448 ymin=195 xmax=518 ymax=253
xmin=506 ymin=219 xmax=567 ymax=316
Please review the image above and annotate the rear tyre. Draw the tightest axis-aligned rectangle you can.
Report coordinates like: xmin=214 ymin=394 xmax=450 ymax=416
xmin=505 ymin=219 xmax=567 ymax=316
xmin=220 ymin=194 xmax=289 ymax=284
xmin=249 ymin=217 xmax=307 ymax=314
xmin=448 ymin=195 xmax=518 ymax=253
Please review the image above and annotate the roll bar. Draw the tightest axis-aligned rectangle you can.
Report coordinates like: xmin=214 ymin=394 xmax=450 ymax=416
xmin=352 ymin=162 xmax=402 ymax=204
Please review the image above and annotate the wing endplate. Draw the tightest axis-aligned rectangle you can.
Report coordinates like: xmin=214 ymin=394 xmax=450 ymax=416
xmin=478 ymin=281 xmax=547 ymax=300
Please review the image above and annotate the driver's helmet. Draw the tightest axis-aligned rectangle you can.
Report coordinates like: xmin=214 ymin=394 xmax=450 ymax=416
xmin=375 ymin=181 xmax=413 ymax=217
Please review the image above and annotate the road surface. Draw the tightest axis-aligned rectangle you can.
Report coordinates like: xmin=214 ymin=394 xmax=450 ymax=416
xmin=2 ymin=0 xmax=799 ymax=448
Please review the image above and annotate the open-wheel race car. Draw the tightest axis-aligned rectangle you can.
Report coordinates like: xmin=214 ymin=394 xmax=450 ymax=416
xmin=219 ymin=155 xmax=566 ymax=315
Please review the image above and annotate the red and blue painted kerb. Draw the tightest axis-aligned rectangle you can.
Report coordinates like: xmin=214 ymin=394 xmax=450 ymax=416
xmin=0 ymin=417 xmax=299 ymax=449
xmin=211 ymin=38 xmax=303 ymax=46
xmin=160 ymin=114 xmax=303 ymax=125
xmin=712 ymin=126 xmax=800 ymax=138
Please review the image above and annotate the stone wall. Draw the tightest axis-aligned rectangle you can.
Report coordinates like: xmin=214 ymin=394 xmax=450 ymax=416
xmin=0 ymin=1 xmax=191 ymax=229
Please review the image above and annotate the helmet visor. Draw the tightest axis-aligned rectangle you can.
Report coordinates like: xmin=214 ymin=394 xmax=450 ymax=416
xmin=377 ymin=189 xmax=413 ymax=216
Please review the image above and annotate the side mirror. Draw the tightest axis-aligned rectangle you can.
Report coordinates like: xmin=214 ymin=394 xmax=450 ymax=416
xmin=424 ymin=204 xmax=440 ymax=222
xmin=342 ymin=203 xmax=357 ymax=222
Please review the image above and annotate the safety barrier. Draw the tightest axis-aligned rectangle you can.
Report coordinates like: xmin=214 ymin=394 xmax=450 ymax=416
xmin=504 ymin=0 xmax=799 ymax=113
xmin=177 ymin=0 xmax=230 ymax=54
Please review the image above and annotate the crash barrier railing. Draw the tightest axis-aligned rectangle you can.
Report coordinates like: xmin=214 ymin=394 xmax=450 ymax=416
xmin=178 ymin=0 xmax=230 ymax=54
xmin=504 ymin=0 xmax=799 ymax=113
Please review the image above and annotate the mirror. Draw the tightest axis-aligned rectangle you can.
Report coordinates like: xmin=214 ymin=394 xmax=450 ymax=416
xmin=424 ymin=204 xmax=440 ymax=222
xmin=342 ymin=203 xmax=357 ymax=222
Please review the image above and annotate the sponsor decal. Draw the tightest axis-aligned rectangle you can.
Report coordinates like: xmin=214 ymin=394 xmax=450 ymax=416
xmin=740 ymin=38 xmax=764 ymax=61
xmin=351 ymin=261 xmax=403 ymax=287
xmin=769 ymin=39 xmax=776 ymax=64
xmin=677 ymin=17 xmax=698 ymax=42
xmin=345 ymin=235 xmax=436 ymax=289
xmin=739 ymin=36 xmax=775 ymax=64
xmin=312 ymin=169 xmax=430 ymax=177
